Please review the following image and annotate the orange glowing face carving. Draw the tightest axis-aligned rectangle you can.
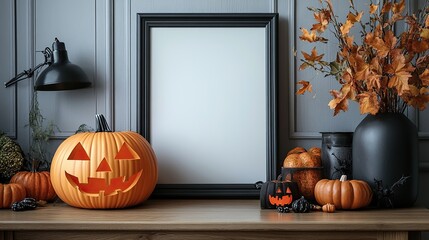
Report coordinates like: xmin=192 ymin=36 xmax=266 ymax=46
xmin=64 ymin=142 xmax=143 ymax=197
xmin=269 ymin=187 xmax=293 ymax=207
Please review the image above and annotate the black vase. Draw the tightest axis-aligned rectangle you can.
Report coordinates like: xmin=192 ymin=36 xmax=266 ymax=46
xmin=352 ymin=113 xmax=418 ymax=208
xmin=321 ymin=132 xmax=353 ymax=180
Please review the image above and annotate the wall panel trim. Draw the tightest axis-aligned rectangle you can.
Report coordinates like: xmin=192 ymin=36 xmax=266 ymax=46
xmin=49 ymin=0 xmax=114 ymax=139
xmin=94 ymin=0 xmax=114 ymax=132
xmin=287 ymin=0 xmax=321 ymax=139
xmin=5 ymin=0 xmax=18 ymax=139
xmin=126 ymin=0 xmax=131 ymax=130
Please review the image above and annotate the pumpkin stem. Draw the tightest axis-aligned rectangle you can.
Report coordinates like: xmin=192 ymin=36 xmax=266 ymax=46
xmin=340 ymin=175 xmax=347 ymax=181
xmin=95 ymin=114 xmax=112 ymax=132
xmin=30 ymin=158 xmax=40 ymax=173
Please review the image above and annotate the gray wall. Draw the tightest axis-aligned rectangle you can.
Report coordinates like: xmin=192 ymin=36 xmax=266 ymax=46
xmin=1 ymin=0 xmax=428 ymax=205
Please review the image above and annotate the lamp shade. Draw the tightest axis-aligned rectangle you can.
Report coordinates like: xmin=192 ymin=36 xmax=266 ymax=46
xmin=35 ymin=39 xmax=91 ymax=91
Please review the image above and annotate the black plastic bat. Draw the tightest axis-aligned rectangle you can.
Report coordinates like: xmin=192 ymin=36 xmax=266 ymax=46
xmin=374 ymin=175 xmax=410 ymax=208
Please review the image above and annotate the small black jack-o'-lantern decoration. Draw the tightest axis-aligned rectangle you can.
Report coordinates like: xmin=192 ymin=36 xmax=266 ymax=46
xmin=260 ymin=170 xmax=299 ymax=209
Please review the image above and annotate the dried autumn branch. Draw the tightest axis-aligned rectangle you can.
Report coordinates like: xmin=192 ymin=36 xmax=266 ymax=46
xmin=298 ymin=0 xmax=429 ymax=116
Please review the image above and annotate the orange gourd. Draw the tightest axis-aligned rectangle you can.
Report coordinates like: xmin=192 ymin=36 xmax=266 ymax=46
xmin=314 ymin=175 xmax=372 ymax=210
xmin=50 ymin=114 xmax=158 ymax=209
xmin=0 ymin=183 xmax=26 ymax=208
xmin=322 ymin=203 xmax=336 ymax=213
xmin=10 ymin=171 xmax=56 ymax=202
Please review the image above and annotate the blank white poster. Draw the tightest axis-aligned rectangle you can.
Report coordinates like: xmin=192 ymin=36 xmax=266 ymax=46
xmin=150 ymin=27 xmax=267 ymax=184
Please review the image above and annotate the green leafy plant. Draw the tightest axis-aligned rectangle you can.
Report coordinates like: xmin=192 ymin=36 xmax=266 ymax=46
xmin=0 ymin=132 xmax=24 ymax=183
xmin=75 ymin=124 xmax=94 ymax=134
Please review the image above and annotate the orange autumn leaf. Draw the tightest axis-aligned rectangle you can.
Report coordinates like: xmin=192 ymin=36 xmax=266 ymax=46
xmin=369 ymin=4 xmax=378 ymax=14
xmin=300 ymin=47 xmax=324 ymax=70
xmin=364 ymin=32 xmax=375 ymax=44
xmin=387 ymin=54 xmax=415 ymax=95
xmin=374 ymin=24 xmax=383 ymax=37
xmin=341 ymin=68 xmax=353 ymax=83
xmin=419 ymin=69 xmax=429 ymax=86
xmin=328 ymin=90 xmax=349 ymax=116
xmin=411 ymin=39 xmax=429 ymax=53
xmin=381 ymin=2 xmax=392 ymax=13
xmin=311 ymin=11 xmax=329 ymax=32
xmin=417 ymin=56 xmax=429 ymax=69
xmin=354 ymin=56 xmax=370 ymax=81
xmin=340 ymin=20 xmax=354 ymax=36
xmin=296 ymin=80 xmax=313 ymax=95
xmin=373 ymin=38 xmax=389 ymax=57
xmin=426 ymin=15 xmax=429 ymax=27
xmin=365 ymin=32 xmax=390 ymax=57
xmin=302 ymin=47 xmax=324 ymax=62
xmin=420 ymin=29 xmax=429 ymax=40
xmin=406 ymin=86 xmax=429 ymax=110
xmin=367 ymin=58 xmax=382 ymax=89
xmin=384 ymin=30 xmax=397 ymax=50
xmin=299 ymin=28 xmax=317 ymax=42
xmin=392 ymin=0 xmax=405 ymax=14
xmin=367 ymin=73 xmax=382 ymax=90
xmin=357 ymin=92 xmax=380 ymax=115
xmin=340 ymin=83 xmax=356 ymax=100
xmin=345 ymin=36 xmax=354 ymax=48
xmin=347 ymin=12 xmax=363 ymax=23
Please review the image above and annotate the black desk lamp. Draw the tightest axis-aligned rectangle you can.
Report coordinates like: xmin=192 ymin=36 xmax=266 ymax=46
xmin=5 ymin=38 xmax=91 ymax=90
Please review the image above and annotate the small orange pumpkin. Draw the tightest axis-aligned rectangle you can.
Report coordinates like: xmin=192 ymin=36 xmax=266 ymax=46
xmin=10 ymin=171 xmax=56 ymax=202
xmin=322 ymin=203 xmax=336 ymax=213
xmin=314 ymin=175 xmax=372 ymax=210
xmin=50 ymin=114 xmax=158 ymax=209
xmin=0 ymin=183 xmax=26 ymax=208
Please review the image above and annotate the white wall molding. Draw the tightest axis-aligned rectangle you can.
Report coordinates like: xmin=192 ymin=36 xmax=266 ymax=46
xmin=112 ymin=0 xmax=131 ymax=131
xmin=13 ymin=0 xmax=34 ymax=151
xmin=95 ymin=0 xmax=114 ymax=129
xmin=125 ymin=0 xmax=131 ymax=131
xmin=270 ymin=0 xmax=278 ymax=13
xmin=6 ymin=0 xmax=17 ymax=139
xmin=410 ymin=1 xmax=429 ymax=140
xmin=48 ymin=0 xmax=114 ymax=139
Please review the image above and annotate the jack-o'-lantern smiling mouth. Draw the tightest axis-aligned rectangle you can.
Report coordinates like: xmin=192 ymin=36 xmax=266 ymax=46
xmin=65 ymin=170 xmax=143 ymax=197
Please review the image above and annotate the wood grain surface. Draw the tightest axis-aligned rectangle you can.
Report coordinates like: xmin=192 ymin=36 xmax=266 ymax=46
xmin=0 ymin=200 xmax=428 ymax=232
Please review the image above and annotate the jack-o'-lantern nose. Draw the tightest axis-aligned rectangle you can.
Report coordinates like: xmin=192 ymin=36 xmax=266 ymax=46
xmin=96 ymin=158 xmax=112 ymax=172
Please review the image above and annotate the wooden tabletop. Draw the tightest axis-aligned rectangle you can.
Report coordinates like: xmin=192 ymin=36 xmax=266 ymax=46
xmin=1 ymin=199 xmax=429 ymax=232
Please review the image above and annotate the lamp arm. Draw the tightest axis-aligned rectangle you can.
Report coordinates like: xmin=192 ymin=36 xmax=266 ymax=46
xmin=4 ymin=47 xmax=53 ymax=88
xmin=4 ymin=62 xmax=50 ymax=88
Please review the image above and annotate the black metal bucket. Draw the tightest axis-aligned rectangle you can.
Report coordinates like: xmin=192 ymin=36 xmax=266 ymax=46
xmin=321 ymin=132 xmax=353 ymax=180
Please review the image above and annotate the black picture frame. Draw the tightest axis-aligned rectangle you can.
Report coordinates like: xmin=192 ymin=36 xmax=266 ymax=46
xmin=137 ymin=13 xmax=278 ymax=197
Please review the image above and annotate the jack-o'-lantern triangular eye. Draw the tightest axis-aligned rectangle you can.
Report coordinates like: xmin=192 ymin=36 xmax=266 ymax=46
xmin=115 ymin=142 xmax=140 ymax=160
xmin=68 ymin=143 xmax=90 ymax=160
xmin=96 ymin=158 xmax=112 ymax=172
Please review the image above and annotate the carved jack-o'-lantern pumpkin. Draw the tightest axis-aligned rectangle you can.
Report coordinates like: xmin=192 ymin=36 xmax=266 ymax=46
xmin=260 ymin=172 xmax=299 ymax=209
xmin=50 ymin=114 xmax=158 ymax=209
xmin=269 ymin=186 xmax=293 ymax=206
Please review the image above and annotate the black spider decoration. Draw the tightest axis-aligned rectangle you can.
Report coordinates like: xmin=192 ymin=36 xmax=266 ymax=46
xmin=374 ymin=175 xmax=410 ymax=208
xmin=330 ymin=152 xmax=352 ymax=179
